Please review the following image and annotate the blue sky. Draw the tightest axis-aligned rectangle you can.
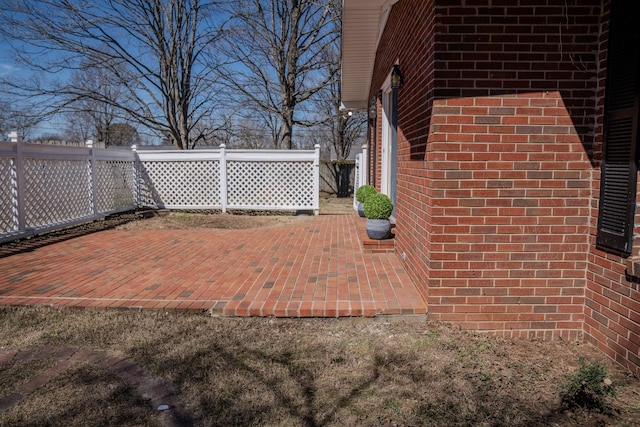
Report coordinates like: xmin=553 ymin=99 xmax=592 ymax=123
xmin=0 ymin=41 xmax=73 ymax=137
xmin=0 ymin=1 xmax=337 ymax=144
xmin=0 ymin=43 xmax=18 ymax=80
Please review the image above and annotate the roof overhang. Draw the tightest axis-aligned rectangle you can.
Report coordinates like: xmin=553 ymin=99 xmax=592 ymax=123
xmin=341 ymin=0 xmax=399 ymax=110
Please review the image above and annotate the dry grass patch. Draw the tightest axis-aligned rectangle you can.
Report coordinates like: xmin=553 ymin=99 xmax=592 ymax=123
xmin=1 ymin=307 xmax=639 ymax=426
xmin=115 ymin=210 xmax=315 ymax=230
xmin=1 ymin=363 xmax=161 ymax=427
xmin=115 ymin=196 xmax=354 ymax=230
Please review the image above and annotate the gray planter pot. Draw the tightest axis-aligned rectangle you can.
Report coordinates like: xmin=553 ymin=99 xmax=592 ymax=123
xmin=366 ymin=219 xmax=391 ymax=240
xmin=357 ymin=202 xmax=365 ymax=217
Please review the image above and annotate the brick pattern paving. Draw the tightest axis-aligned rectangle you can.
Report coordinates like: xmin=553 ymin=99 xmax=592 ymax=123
xmin=0 ymin=215 xmax=426 ymax=317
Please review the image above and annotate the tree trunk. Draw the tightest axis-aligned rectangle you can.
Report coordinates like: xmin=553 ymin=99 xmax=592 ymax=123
xmin=278 ymin=106 xmax=294 ymax=149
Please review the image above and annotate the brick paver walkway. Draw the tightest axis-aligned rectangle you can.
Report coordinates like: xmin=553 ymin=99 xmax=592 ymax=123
xmin=0 ymin=214 xmax=427 ymax=317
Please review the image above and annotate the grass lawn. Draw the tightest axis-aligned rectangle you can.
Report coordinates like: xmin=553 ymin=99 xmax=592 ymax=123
xmin=0 ymin=306 xmax=639 ymax=426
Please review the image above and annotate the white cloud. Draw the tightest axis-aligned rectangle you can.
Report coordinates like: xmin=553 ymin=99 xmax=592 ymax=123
xmin=0 ymin=63 xmax=18 ymax=76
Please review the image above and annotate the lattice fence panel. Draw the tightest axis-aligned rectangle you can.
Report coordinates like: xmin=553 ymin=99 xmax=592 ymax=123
xmin=0 ymin=158 xmax=16 ymax=233
xmin=23 ymin=159 xmax=92 ymax=228
xmin=227 ymin=161 xmax=315 ymax=208
xmin=138 ymin=160 xmax=220 ymax=208
xmin=95 ymin=160 xmax=136 ymax=212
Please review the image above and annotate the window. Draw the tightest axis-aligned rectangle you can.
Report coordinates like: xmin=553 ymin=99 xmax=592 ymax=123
xmin=597 ymin=2 xmax=640 ymax=256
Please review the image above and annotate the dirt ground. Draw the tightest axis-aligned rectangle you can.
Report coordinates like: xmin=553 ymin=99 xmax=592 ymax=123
xmin=0 ymin=196 xmax=639 ymax=426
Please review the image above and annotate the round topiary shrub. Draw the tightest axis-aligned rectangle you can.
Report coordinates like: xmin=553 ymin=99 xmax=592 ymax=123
xmin=355 ymin=185 xmax=377 ymax=203
xmin=363 ymin=193 xmax=393 ymax=219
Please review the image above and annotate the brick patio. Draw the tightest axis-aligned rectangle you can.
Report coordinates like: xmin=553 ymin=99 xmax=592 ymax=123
xmin=0 ymin=214 xmax=427 ymax=317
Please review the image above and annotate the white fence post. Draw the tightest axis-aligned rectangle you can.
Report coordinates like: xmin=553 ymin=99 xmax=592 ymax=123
xmin=87 ymin=140 xmax=98 ymax=217
xmin=361 ymin=144 xmax=368 ymax=186
xmin=353 ymin=154 xmax=360 ymax=210
xmin=219 ymin=144 xmax=227 ymax=213
xmin=313 ymin=144 xmax=320 ymax=215
xmin=353 ymin=144 xmax=368 ymax=210
xmin=132 ymin=144 xmax=140 ymax=208
xmin=10 ymin=131 xmax=26 ymax=232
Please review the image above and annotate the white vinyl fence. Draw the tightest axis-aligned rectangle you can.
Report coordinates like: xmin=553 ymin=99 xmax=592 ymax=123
xmin=353 ymin=145 xmax=368 ymax=210
xmin=1 ymin=138 xmax=320 ymax=243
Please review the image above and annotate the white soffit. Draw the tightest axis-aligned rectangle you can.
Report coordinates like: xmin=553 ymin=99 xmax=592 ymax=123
xmin=341 ymin=0 xmax=399 ymax=110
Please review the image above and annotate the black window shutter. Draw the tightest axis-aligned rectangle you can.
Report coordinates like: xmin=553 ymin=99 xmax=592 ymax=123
xmin=597 ymin=2 xmax=640 ymax=256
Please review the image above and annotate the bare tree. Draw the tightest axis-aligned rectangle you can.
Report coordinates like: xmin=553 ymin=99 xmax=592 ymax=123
xmin=63 ymin=110 xmax=94 ymax=144
xmin=315 ymin=47 xmax=366 ymax=160
xmin=313 ymin=100 xmax=366 ymax=196
xmin=104 ymin=123 xmax=142 ymax=147
xmin=0 ymin=0 xmax=225 ymax=149
xmin=62 ymin=64 xmax=126 ymax=146
xmin=220 ymin=0 xmax=339 ymax=149
xmin=231 ymin=118 xmax=273 ymax=149
xmin=312 ymin=9 xmax=365 ymax=197
xmin=0 ymin=97 xmax=41 ymax=141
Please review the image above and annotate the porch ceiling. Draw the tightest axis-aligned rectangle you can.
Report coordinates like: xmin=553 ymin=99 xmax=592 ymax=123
xmin=341 ymin=0 xmax=398 ymax=110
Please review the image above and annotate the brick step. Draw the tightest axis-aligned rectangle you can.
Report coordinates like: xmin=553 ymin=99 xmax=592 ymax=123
xmin=357 ymin=219 xmax=396 ymax=253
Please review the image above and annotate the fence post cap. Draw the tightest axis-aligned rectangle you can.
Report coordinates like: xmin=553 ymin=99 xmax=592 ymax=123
xmin=220 ymin=143 xmax=226 ymax=149
xmin=131 ymin=144 xmax=137 ymax=151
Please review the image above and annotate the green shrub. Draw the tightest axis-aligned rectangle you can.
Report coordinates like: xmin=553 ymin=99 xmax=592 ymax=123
xmin=559 ymin=358 xmax=616 ymax=414
xmin=355 ymin=185 xmax=377 ymax=203
xmin=364 ymin=193 xmax=393 ymax=219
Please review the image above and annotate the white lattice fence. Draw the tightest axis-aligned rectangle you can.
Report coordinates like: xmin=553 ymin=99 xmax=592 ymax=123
xmin=226 ymin=149 xmax=317 ymax=210
xmin=0 ymin=153 xmax=15 ymax=234
xmin=0 ymin=141 xmax=136 ymax=243
xmin=1 ymin=141 xmax=319 ymax=243
xmin=227 ymin=161 xmax=314 ymax=209
xmin=94 ymin=150 xmax=137 ymax=213
xmin=137 ymin=155 xmax=221 ymax=209
xmin=23 ymin=157 xmax=92 ymax=228
xmin=136 ymin=146 xmax=320 ymax=213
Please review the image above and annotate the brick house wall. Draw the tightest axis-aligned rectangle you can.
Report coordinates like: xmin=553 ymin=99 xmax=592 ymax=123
xmin=369 ymin=0 xmax=437 ymax=302
xmin=584 ymin=0 xmax=640 ymax=377
xmin=367 ymin=0 xmax=639 ymax=375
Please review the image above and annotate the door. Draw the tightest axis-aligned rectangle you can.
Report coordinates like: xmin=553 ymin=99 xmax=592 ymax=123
xmin=381 ymin=83 xmax=398 ymax=218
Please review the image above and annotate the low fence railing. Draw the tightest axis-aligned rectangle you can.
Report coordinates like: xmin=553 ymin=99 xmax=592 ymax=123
xmin=0 ymin=138 xmax=320 ymax=243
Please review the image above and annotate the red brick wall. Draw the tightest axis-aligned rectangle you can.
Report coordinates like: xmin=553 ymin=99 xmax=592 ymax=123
xmin=370 ymin=0 xmax=437 ymax=301
xmin=370 ymin=0 xmax=639 ymax=376
xmin=372 ymin=0 xmax=599 ymax=338
xmin=584 ymin=0 xmax=640 ymax=378
xmin=428 ymin=0 xmax=604 ymax=341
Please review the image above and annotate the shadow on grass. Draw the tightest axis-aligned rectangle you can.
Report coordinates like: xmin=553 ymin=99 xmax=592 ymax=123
xmin=125 ymin=324 xmax=577 ymax=427
xmin=0 ymin=310 xmax=625 ymax=427
xmin=5 ymin=365 xmax=160 ymax=427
